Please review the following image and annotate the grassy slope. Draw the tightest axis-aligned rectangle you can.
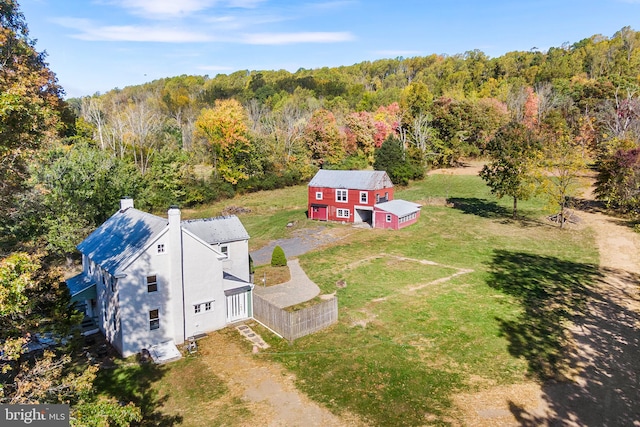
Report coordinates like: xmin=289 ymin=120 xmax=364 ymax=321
xmin=97 ymin=175 xmax=598 ymax=427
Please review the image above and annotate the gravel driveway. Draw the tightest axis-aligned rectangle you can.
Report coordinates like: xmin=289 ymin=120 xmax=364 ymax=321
xmin=250 ymin=226 xmax=347 ymax=266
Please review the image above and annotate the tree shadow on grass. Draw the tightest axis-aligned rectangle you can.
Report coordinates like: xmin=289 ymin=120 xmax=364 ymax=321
xmin=448 ymin=198 xmax=510 ymax=218
xmin=486 ymin=250 xmax=601 ymax=381
xmin=94 ymin=361 xmax=183 ymax=426
xmin=448 ymin=197 xmax=544 ymax=227
xmin=487 ymin=250 xmax=640 ymax=425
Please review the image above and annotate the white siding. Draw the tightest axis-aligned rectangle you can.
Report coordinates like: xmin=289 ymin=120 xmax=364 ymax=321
xmin=182 ymin=232 xmax=227 ymax=339
xmin=117 ymin=239 xmax=174 ymax=357
xmin=223 ymin=239 xmax=250 ymax=282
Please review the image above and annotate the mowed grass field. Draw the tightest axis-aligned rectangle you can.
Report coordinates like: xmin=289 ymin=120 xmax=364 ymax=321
xmin=98 ymin=174 xmax=599 ymax=426
xmin=253 ymin=175 xmax=598 ymax=425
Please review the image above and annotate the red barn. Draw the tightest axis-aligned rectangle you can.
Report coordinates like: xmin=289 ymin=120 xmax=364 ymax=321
xmin=308 ymin=170 xmax=394 ymax=225
xmin=308 ymin=170 xmax=421 ymax=229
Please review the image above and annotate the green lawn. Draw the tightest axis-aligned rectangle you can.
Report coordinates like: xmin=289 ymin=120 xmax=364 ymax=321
xmin=96 ymin=174 xmax=599 ymax=426
xmin=255 ymin=175 xmax=597 ymax=426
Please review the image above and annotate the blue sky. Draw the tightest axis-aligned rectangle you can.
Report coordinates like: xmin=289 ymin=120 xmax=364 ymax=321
xmin=19 ymin=0 xmax=640 ymax=98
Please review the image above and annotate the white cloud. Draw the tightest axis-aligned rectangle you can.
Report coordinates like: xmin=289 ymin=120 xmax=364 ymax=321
xmin=226 ymin=0 xmax=266 ymax=7
xmin=105 ymin=0 xmax=217 ymax=18
xmin=242 ymin=31 xmax=354 ymax=45
xmin=53 ymin=17 xmax=354 ymax=45
xmin=103 ymin=0 xmax=266 ymax=18
xmin=53 ymin=18 xmax=214 ymax=42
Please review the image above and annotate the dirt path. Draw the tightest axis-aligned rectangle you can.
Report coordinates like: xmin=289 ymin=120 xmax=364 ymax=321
xmin=436 ymin=163 xmax=640 ymax=426
xmin=515 ymin=210 xmax=640 ymax=426
xmin=198 ymin=330 xmax=365 ymax=427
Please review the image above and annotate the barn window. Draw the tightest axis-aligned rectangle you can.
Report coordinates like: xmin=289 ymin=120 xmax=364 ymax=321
xmin=336 ymin=189 xmax=348 ymax=202
xmin=386 ymin=214 xmax=392 ymax=222
xmin=360 ymin=191 xmax=368 ymax=204
xmin=316 ymin=191 xmax=323 ymax=200
xmin=337 ymin=209 xmax=350 ymax=218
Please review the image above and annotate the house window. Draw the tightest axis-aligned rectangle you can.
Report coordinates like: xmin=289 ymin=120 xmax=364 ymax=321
xmin=315 ymin=191 xmax=323 ymax=200
xmin=220 ymin=245 xmax=228 ymax=258
xmin=157 ymin=243 xmax=165 ymax=254
xmin=386 ymin=214 xmax=392 ymax=222
xmin=149 ymin=309 xmax=159 ymax=330
xmin=195 ymin=302 xmax=212 ymax=314
xmin=147 ymin=275 xmax=158 ymax=293
xmin=336 ymin=189 xmax=348 ymax=202
xmin=360 ymin=191 xmax=368 ymax=204
xmin=337 ymin=209 xmax=350 ymax=218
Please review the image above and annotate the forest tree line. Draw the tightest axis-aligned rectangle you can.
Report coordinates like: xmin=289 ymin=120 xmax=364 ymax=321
xmin=64 ymin=25 xmax=640 ymax=218
xmin=1 ymin=0 xmax=640 ymax=420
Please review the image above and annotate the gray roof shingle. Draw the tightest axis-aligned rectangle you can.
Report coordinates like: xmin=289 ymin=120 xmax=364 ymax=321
xmin=78 ymin=207 xmax=249 ymax=275
xmin=77 ymin=208 xmax=168 ymax=275
xmin=375 ymin=199 xmax=421 ymax=217
xmin=308 ymin=170 xmax=393 ymax=190
xmin=181 ymin=216 xmax=249 ymax=244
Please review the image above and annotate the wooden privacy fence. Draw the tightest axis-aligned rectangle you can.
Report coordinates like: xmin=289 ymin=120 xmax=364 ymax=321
xmin=253 ymin=294 xmax=338 ymax=342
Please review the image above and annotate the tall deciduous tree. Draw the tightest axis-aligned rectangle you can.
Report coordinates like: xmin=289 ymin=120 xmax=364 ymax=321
xmin=122 ymin=96 xmax=163 ymax=175
xmin=537 ymin=135 xmax=588 ymax=228
xmin=480 ymin=121 xmax=541 ymax=219
xmin=159 ymin=75 xmax=204 ymax=150
xmin=0 ymin=0 xmax=67 ymax=210
xmin=29 ymin=142 xmax=142 ymax=260
xmin=302 ymin=109 xmax=345 ymax=167
xmin=344 ymin=111 xmax=376 ymax=164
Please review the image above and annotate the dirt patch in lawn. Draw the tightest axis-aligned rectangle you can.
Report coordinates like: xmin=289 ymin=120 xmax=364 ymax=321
xmin=196 ymin=328 xmax=366 ymax=427
xmin=428 ymin=160 xmax=485 ymax=177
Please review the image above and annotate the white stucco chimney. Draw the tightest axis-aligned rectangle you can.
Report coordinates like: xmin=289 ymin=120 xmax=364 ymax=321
xmin=168 ymin=205 xmax=181 ymax=227
xmin=167 ymin=205 xmax=185 ymax=345
xmin=120 ymin=197 xmax=134 ymax=211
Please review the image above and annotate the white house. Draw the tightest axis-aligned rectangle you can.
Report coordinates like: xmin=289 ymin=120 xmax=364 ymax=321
xmin=66 ymin=198 xmax=253 ymax=357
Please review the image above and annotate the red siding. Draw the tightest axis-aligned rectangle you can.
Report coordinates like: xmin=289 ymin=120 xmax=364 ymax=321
xmin=309 ymin=186 xmax=393 ymax=223
xmin=373 ymin=209 xmax=421 ymax=230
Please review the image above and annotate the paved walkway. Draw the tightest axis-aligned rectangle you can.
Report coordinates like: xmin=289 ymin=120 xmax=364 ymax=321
xmin=253 ymin=259 xmax=320 ymax=308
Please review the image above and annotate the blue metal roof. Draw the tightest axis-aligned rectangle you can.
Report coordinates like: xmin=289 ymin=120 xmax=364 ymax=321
xmin=66 ymin=273 xmax=97 ymax=301
xmin=375 ymin=199 xmax=421 ymax=217
xmin=308 ymin=170 xmax=393 ymax=190
xmin=182 ymin=216 xmax=249 ymax=244
xmin=77 ymin=208 xmax=168 ymax=275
